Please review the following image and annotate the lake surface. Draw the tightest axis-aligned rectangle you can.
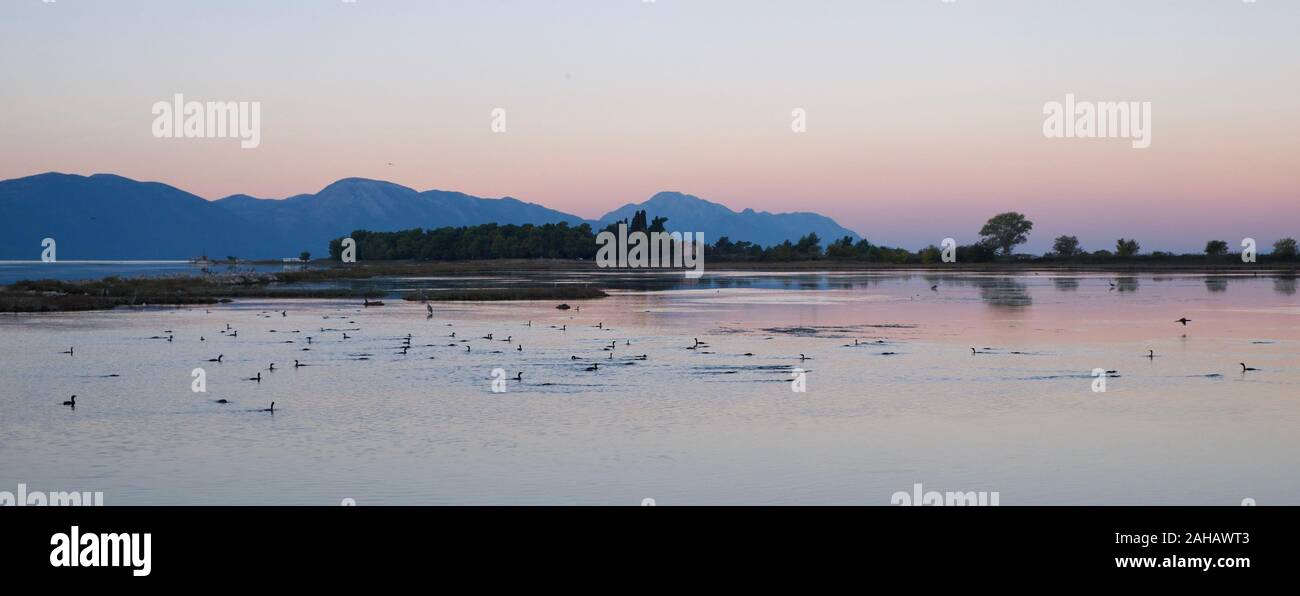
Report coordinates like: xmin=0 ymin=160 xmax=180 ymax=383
xmin=2 ymin=270 xmax=1298 ymax=505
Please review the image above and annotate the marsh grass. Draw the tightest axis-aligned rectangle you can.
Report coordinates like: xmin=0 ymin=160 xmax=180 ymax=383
xmin=1 ymin=274 xmax=386 ymax=313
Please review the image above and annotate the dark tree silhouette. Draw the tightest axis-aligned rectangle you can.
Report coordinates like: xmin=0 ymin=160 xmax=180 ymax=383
xmin=979 ymin=212 xmax=1034 ymax=256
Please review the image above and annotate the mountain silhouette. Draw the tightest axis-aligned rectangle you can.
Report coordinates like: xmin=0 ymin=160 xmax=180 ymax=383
xmin=0 ymin=173 xmax=862 ymax=259
xmin=599 ymin=192 xmax=861 ymax=247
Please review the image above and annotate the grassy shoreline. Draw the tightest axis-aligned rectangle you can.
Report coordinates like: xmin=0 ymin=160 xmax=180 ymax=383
xmin=277 ymin=258 xmax=1299 ymax=274
xmin=4 ymin=258 xmax=1293 ymax=313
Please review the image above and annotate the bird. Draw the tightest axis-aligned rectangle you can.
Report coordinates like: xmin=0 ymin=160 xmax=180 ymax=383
xmin=215 ymin=399 xmax=229 ymax=404
xmin=61 ymin=395 xmax=76 ymax=407
xmin=267 ymin=363 xmax=276 ymax=372
xmin=208 ymin=354 xmax=224 ymax=363
xmin=930 ymin=284 xmax=938 ymax=291
xmin=584 ymin=363 xmax=599 ymax=372
xmin=1240 ymin=363 xmax=1258 ymax=372
xmin=261 ymin=402 xmax=276 ymax=413
xmin=1147 ymin=349 xmax=1155 ymax=359
xmin=517 ymin=344 xmax=522 ymax=352
xmin=247 ymin=372 xmax=262 ymax=383
xmin=515 ymin=372 xmax=523 ymax=381
xmin=1176 ymin=318 xmax=1192 ymax=325
xmin=799 ymin=354 xmax=811 ymax=361
xmin=971 ymin=348 xmax=979 ymax=354
xmin=294 ymin=360 xmax=305 ymax=368
xmin=60 ymin=347 xmax=74 ymax=355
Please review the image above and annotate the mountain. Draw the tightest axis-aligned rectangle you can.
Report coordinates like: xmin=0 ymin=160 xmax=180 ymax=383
xmin=213 ymin=178 xmax=586 ymax=256
xmin=0 ymin=173 xmax=282 ymax=260
xmin=0 ymin=173 xmax=864 ymax=259
xmin=599 ymin=192 xmax=861 ymax=247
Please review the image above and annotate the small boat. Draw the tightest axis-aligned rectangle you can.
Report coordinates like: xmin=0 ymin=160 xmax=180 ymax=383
xmin=363 ymin=299 xmax=385 ymax=307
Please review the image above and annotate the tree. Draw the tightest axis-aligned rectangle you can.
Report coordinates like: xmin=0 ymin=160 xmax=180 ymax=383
xmin=299 ymin=251 xmax=311 ymax=262
xmin=1051 ymin=235 xmax=1081 ymax=258
xmin=979 ymin=212 xmax=1034 ymax=256
xmin=825 ymin=236 xmax=857 ymax=259
xmin=1274 ymin=237 xmax=1298 ymax=258
xmin=1115 ymin=238 xmax=1141 ymax=257
xmin=1204 ymin=240 xmax=1229 ymax=256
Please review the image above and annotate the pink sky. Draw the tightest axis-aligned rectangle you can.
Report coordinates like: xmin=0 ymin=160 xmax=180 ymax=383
xmin=2 ymin=0 xmax=1296 ymax=252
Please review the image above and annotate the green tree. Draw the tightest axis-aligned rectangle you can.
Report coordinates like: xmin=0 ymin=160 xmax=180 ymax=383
xmin=1204 ymin=240 xmax=1229 ymax=256
xmin=299 ymin=251 xmax=311 ymax=262
xmin=1273 ymin=237 xmax=1298 ymax=258
xmin=1115 ymin=238 xmax=1141 ymax=257
xmin=1051 ymin=235 xmax=1081 ymax=258
xmin=979 ymin=212 xmax=1034 ymax=256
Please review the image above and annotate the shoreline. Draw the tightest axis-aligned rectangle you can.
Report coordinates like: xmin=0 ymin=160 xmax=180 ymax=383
xmin=3 ymin=259 xmax=1294 ymax=313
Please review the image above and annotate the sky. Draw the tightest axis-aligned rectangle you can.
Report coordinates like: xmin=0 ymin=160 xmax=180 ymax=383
xmin=1 ymin=0 xmax=1297 ymax=253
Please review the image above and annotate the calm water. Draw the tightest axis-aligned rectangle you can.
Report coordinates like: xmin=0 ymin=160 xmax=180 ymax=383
xmin=2 ymin=271 xmax=1298 ymax=505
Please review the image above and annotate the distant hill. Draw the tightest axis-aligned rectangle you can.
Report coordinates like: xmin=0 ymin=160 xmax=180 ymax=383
xmin=0 ymin=173 xmax=282 ymax=260
xmin=0 ymin=173 xmax=863 ymax=259
xmin=213 ymin=178 xmax=586 ymax=256
xmin=599 ymin=192 xmax=861 ymax=247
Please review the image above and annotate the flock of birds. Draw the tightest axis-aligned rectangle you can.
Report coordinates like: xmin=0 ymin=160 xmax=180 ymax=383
xmin=51 ymin=288 xmax=1270 ymax=412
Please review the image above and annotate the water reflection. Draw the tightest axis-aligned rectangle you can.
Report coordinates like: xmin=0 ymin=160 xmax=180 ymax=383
xmin=1275 ymin=275 xmax=1297 ymax=296
xmin=1115 ymin=277 xmax=1139 ymax=293
xmin=977 ymin=277 xmax=1032 ymax=308
xmin=1052 ymin=277 xmax=1080 ymax=292
xmin=1204 ymin=277 xmax=1229 ymax=293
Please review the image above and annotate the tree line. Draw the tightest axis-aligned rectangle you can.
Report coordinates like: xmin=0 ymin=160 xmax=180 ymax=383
xmin=328 ymin=211 xmax=1299 ymax=263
